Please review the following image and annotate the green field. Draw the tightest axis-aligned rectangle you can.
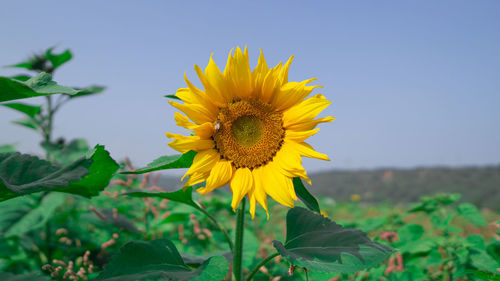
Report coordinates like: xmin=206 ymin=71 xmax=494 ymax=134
xmin=1 ymin=169 xmax=499 ymax=280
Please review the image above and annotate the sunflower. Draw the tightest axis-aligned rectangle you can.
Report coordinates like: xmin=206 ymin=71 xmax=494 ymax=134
xmin=166 ymin=47 xmax=334 ymax=218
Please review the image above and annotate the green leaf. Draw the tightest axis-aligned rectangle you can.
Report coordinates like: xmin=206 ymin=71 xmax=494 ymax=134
xmin=430 ymin=212 xmax=456 ymax=232
xmin=426 ymin=250 xmax=445 ymax=266
xmin=0 ymin=272 xmax=49 ymax=281
xmin=162 ymin=213 xmax=191 ymax=223
xmin=41 ymin=138 xmax=90 ymax=166
xmin=12 ymin=116 xmax=41 ymax=131
xmin=458 ymin=203 xmax=487 ymax=226
xmin=388 ymin=265 xmax=426 ymax=281
xmin=398 ymin=238 xmax=434 ymax=255
xmin=433 ymin=193 xmax=461 ymax=205
xmin=408 ymin=201 xmax=438 ymax=214
xmin=467 ymin=234 xmax=486 ymax=250
xmin=357 ymin=216 xmax=388 ymax=233
xmin=58 ymin=145 xmax=120 ymax=197
xmin=293 ymin=177 xmax=320 ymax=213
xmin=10 ymin=75 xmax=31 ymax=82
xmin=45 ymin=47 xmax=72 ymax=69
xmin=8 ymin=62 xmax=36 ymax=70
xmin=3 ymin=193 xmax=65 ymax=237
xmin=397 ymin=224 xmax=425 ymax=242
xmin=124 ymin=187 xmax=201 ymax=211
xmin=0 ymin=196 xmax=35 ymax=234
xmin=0 ymin=145 xmax=119 ymax=202
xmin=181 ymin=251 xmax=231 ymax=266
xmin=469 ymin=247 xmax=500 ymax=273
xmin=1 ymin=103 xmax=41 ymax=118
xmin=164 ymin=94 xmax=182 ymax=101
xmin=467 ymin=270 xmax=500 ymax=281
xmin=0 ymin=72 xmax=83 ymax=102
xmin=0 ymin=238 xmax=18 ymax=258
xmin=409 ymin=193 xmax=461 ymax=213
xmin=0 ymin=144 xmax=16 ymax=154
xmin=69 ymin=85 xmax=106 ymax=99
xmin=273 ymin=207 xmax=393 ymax=272
xmin=121 ymin=151 xmax=196 ymax=174
xmin=488 ymin=241 xmax=500 ymax=264
xmin=7 ymin=51 xmax=48 ymax=72
xmin=23 ymin=72 xmax=79 ymax=95
xmin=95 ymin=239 xmax=229 ymax=281
xmin=7 ymin=47 xmax=72 ymax=73
xmin=396 ymin=224 xmax=434 ymax=255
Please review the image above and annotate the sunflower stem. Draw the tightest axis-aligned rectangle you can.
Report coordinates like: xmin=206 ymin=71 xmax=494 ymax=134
xmin=246 ymin=253 xmax=279 ymax=281
xmin=233 ymin=198 xmax=246 ymax=281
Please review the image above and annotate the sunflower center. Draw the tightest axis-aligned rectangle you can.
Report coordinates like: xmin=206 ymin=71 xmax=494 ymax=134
xmin=213 ymin=99 xmax=285 ymax=169
xmin=231 ymin=116 xmax=263 ymax=147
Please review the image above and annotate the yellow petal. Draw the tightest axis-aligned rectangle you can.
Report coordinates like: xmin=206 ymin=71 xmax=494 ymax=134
xmin=251 ymin=169 xmax=269 ymax=219
xmin=288 ymin=141 xmax=330 ymax=161
xmin=174 ymin=112 xmax=197 ymax=129
xmin=224 ymin=47 xmax=253 ymax=99
xmin=273 ymin=79 xmax=321 ymax=111
xmin=174 ymin=113 xmax=214 ymax=139
xmin=287 ymin=116 xmax=335 ymax=131
xmin=285 ymin=128 xmax=320 ymax=143
xmin=258 ymin=162 xmax=295 ymax=208
xmin=205 ymin=54 xmax=233 ymax=103
xmin=222 ymin=48 xmax=234 ymax=76
xmin=195 ymin=64 xmax=225 ymax=106
xmin=183 ymin=73 xmax=205 ymax=96
xmin=183 ymin=171 xmax=209 ymax=190
xmin=180 ymin=74 xmax=219 ymax=113
xmin=197 ymin=160 xmax=233 ymax=195
xmin=182 ymin=149 xmax=219 ymax=180
xmin=166 ymin=133 xmax=214 ymax=153
xmin=175 ymin=88 xmax=200 ymax=105
xmin=279 ymin=55 xmax=294 ymax=85
xmin=251 ymin=49 xmax=270 ymax=93
xmin=260 ymin=62 xmax=282 ymax=103
xmin=193 ymin=122 xmax=214 ymax=139
xmin=230 ymin=168 xmax=253 ymax=211
xmin=248 ymin=190 xmax=257 ymax=219
xmin=169 ymin=101 xmax=216 ymax=124
xmin=283 ymin=94 xmax=331 ymax=128
xmin=274 ymin=142 xmax=311 ymax=184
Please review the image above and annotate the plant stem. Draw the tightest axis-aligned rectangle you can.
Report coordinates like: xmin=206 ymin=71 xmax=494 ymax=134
xmin=43 ymin=96 xmax=54 ymax=259
xmin=44 ymin=96 xmax=53 ymax=144
xmin=355 ymin=270 xmax=366 ymax=281
xmin=198 ymin=207 xmax=234 ymax=252
xmin=233 ymin=198 xmax=246 ymax=281
xmin=246 ymin=253 xmax=279 ymax=281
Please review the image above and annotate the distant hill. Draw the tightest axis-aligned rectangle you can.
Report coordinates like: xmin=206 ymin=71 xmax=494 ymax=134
xmin=156 ymin=165 xmax=500 ymax=210
xmin=308 ymin=165 xmax=500 ymax=210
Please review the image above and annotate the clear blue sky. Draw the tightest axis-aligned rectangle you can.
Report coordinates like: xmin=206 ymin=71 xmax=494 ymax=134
xmin=1 ymin=0 xmax=499 ymax=172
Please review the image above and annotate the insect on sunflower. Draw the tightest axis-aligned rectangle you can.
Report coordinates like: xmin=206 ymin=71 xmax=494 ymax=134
xmin=166 ymin=47 xmax=334 ymax=218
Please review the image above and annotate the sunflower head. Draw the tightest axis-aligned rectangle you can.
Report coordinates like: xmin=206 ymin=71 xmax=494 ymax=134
xmin=166 ymin=47 xmax=334 ymax=218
